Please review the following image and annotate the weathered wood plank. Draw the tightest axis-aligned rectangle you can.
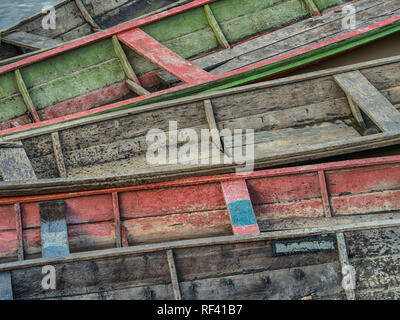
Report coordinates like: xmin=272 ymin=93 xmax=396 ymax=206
xmin=0 ymin=142 xmax=37 ymax=181
xmin=39 ymin=201 xmax=70 ymax=258
xmin=0 ymin=271 xmax=13 ymax=300
xmin=2 ymin=32 xmax=64 ymax=50
xmin=112 ymin=192 xmax=122 ymax=248
xmin=118 ymin=28 xmax=213 ymax=83
xmin=166 ymin=249 xmax=182 ymax=300
xmin=303 ymin=0 xmax=321 ymax=16
xmin=336 ymin=232 xmax=355 ymax=300
xmin=334 ymin=71 xmax=400 ymax=132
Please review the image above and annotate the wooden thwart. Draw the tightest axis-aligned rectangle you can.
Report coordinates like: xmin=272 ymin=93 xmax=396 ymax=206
xmin=2 ymin=32 xmax=64 ymax=50
xmin=118 ymin=28 xmax=213 ymax=83
xmin=166 ymin=249 xmax=182 ymax=300
xmin=334 ymin=71 xmax=400 ymax=132
xmin=203 ymin=99 xmax=223 ymax=151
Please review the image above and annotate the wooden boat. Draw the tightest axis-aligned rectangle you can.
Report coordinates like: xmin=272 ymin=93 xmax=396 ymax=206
xmin=0 ymin=0 xmax=194 ymax=63
xmin=0 ymin=0 xmax=399 ymax=134
xmin=1 ymin=56 xmax=400 ymax=195
xmin=1 ymin=155 xmax=400 ymax=300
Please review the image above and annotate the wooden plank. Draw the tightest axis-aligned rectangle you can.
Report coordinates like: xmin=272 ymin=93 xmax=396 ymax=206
xmin=1 ymin=217 xmax=400 ymax=273
xmin=14 ymin=203 xmax=24 ymax=261
xmin=334 ymin=71 xmax=400 ymax=132
xmin=74 ymin=0 xmax=101 ymax=32
xmin=203 ymin=99 xmax=223 ymax=151
xmin=221 ymin=179 xmax=259 ymax=235
xmin=336 ymin=232 xmax=356 ymax=300
xmin=166 ymin=249 xmax=182 ymax=300
xmin=39 ymin=201 xmax=70 ymax=258
xmin=203 ymin=4 xmax=230 ymax=49
xmin=0 ymin=272 xmax=12 ymax=300
xmin=2 ymin=32 xmax=64 ymax=50
xmin=112 ymin=192 xmax=122 ymax=248
xmin=51 ymin=132 xmax=67 ymax=178
xmin=14 ymin=69 xmax=40 ymax=123
xmin=118 ymin=28 xmax=213 ymax=83
xmin=0 ymin=142 xmax=37 ymax=181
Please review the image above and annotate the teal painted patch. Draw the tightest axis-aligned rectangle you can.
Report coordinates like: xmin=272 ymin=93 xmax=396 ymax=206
xmin=272 ymin=235 xmax=336 ymax=256
xmin=227 ymin=199 xmax=257 ymax=227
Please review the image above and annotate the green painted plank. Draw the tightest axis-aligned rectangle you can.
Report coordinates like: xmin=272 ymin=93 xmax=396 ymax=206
xmin=209 ymin=0 xmax=282 ymax=22
xmin=0 ymin=95 xmax=27 ymax=122
xmin=29 ymin=59 xmax=125 ymax=109
xmin=219 ymin=0 xmax=309 ymax=43
xmin=0 ymin=72 xmax=20 ymax=99
xmin=314 ymin=0 xmax=350 ymax=11
xmin=20 ymin=39 xmax=117 ymax=88
xmin=142 ymin=6 xmax=210 ymax=42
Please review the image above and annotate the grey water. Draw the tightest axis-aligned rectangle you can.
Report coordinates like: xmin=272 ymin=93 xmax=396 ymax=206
xmin=0 ymin=0 xmax=58 ymax=30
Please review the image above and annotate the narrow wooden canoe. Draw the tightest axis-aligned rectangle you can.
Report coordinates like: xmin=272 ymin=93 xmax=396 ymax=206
xmin=0 ymin=0 xmax=193 ymax=63
xmin=0 ymin=0 xmax=399 ymax=134
xmin=1 ymin=56 xmax=400 ymax=194
xmin=0 ymin=155 xmax=400 ymax=299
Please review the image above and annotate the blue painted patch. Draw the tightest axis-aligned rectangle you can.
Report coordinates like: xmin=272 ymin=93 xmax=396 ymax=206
xmin=42 ymin=246 xmax=70 ymax=258
xmin=227 ymin=199 xmax=257 ymax=227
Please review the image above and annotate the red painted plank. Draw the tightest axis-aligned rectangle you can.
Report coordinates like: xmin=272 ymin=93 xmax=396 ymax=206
xmin=247 ymin=173 xmax=320 ymax=204
xmin=119 ymin=183 xmax=225 ymax=219
xmin=1 ymin=15 xmax=399 ymax=135
xmin=0 ymin=205 xmax=16 ymax=231
xmin=118 ymin=28 xmax=212 ymax=83
xmin=331 ymin=190 xmax=400 ymax=216
xmin=123 ymin=210 xmax=231 ymax=244
xmin=254 ymin=200 xmax=324 ymax=221
xmin=326 ymin=164 xmax=400 ymax=196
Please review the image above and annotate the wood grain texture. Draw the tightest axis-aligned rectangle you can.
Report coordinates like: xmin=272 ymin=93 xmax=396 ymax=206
xmin=0 ymin=272 xmax=13 ymax=300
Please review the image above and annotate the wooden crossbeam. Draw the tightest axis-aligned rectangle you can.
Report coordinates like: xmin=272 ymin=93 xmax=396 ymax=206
xmin=51 ymin=132 xmax=67 ymax=178
xmin=203 ymin=4 xmax=230 ymax=49
xmin=334 ymin=71 xmax=400 ymax=132
xmin=112 ymin=192 xmax=122 ymax=248
xmin=74 ymin=0 xmax=101 ymax=32
xmin=0 ymin=141 xmax=37 ymax=181
xmin=2 ymin=31 xmax=64 ymax=50
xmin=118 ymin=28 xmax=213 ymax=83
xmin=166 ymin=249 xmax=182 ymax=300
xmin=221 ymin=179 xmax=259 ymax=235
xmin=345 ymin=93 xmax=367 ymax=131
xmin=203 ymin=99 xmax=223 ymax=151
xmin=39 ymin=201 xmax=70 ymax=258
xmin=0 ymin=272 xmax=13 ymax=300
xmin=14 ymin=69 xmax=40 ymax=123
xmin=14 ymin=203 xmax=24 ymax=261
xmin=317 ymin=169 xmax=356 ymax=300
